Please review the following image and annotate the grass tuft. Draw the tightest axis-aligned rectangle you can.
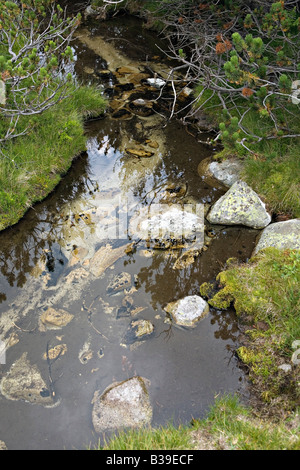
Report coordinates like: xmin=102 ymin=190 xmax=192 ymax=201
xmin=94 ymin=394 xmax=300 ymax=450
xmin=0 ymin=84 xmax=106 ymax=230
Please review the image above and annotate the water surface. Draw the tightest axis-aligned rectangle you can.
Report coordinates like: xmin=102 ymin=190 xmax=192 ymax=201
xmin=0 ymin=15 xmax=258 ymax=450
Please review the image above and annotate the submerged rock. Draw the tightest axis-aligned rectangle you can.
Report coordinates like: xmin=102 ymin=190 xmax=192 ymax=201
xmin=253 ymin=219 xmax=300 ymax=255
xmin=89 ymin=244 xmax=126 ymax=277
xmin=78 ymin=341 xmax=93 ymax=365
xmin=116 ymin=66 xmax=140 ymax=75
xmin=69 ymin=246 xmax=89 ymax=266
xmin=65 ymin=267 xmax=89 ymax=285
xmin=158 ymin=182 xmax=187 ymax=203
xmin=124 ymin=319 xmax=155 ymax=344
xmin=207 ymin=181 xmax=271 ymax=229
xmin=42 ymin=344 xmax=67 ymax=361
xmin=164 ymin=295 xmax=209 ymax=327
xmin=39 ymin=307 xmax=74 ymax=332
xmin=91 ymin=376 xmax=152 ymax=433
xmin=111 ymin=108 xmax=133 ymax=120
xmin=172 ymin=248 xmax=201 ymax=270
xmin=125 ymin=147 xmax=154 ymax=158
xmin=107 ymin=272 xmax=132 ymax=295
xmin=127 ymin=99 xmax=154 ymax=117
xmin=0 ymin=353 xmax=54 ymax=406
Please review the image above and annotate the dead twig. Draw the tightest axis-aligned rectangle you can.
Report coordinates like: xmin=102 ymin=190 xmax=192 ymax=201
xmin=83 ymin=298 xmax=110 ymax=342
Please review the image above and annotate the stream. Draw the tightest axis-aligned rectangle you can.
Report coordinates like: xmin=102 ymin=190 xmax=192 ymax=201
xmin=0 ymin=14 xmax=259 ymax=450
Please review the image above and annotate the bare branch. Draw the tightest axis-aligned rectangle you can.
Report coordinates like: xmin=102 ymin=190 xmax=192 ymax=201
xmin=150 ymin=0 xmax=300 ymax=145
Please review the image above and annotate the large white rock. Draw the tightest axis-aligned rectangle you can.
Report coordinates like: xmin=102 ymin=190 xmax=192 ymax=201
xmin=129 ymin=204 xmax=204 ymax=249
xmin=164 ymin=295 xmax=209 ymax=327
xmin=207 ymin=181 xmax=271 ymax=229
xmin=253 ymin=219 xmax=300 ymax=255
xmin=92 ymin=377 xmax=152 ymax=433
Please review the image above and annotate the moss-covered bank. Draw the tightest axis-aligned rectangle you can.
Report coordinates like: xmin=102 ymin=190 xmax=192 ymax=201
xmin=0 ymin=85 xmax=106 ymax=231
xmin=200 ymin=248 xmax=300 ymax=418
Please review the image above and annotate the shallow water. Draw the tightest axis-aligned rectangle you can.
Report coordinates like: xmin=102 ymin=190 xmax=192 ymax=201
xmin=0 ymin=15 xmax=259 ymax=450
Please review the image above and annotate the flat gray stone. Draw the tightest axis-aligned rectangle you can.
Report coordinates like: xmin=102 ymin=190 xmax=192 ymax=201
xmin=207 ymin=181 xmax=271 ymax=229
xmin=198 ymin=157 xmax=243 ymax=189
xmin=92 ymin=376 xmax=152 ymax=433
xmin=278 ymin=364 xmax=292 ymax=372
xmin=164 ymin=295 xmax=209 ymax=327
xmin=253 ymin=219 xmax=300 ymax=255
xmin=0 ymin=80 xmax=5 ymax=105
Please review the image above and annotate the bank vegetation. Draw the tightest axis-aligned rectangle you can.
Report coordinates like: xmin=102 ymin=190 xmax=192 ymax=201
xmin=0 ymin=0 xmax=106 ymax=230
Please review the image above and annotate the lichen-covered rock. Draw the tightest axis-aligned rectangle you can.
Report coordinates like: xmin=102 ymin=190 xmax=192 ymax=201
xmin=164 ymin=295 xmax=209 ymax=327
xmin=0 ymin=353 xmax=54 ymax=406
xmin=91 ymin=376 xmax=152 ymax=433
xmin=253 ymin=219 xmax=300 ymax=255
xmin=207 ymin=181 xmax=271 ymax=229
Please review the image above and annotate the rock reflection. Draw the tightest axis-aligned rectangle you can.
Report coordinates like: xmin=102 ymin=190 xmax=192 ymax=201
xmin=210 ymin=308 xmax=240 ymax=342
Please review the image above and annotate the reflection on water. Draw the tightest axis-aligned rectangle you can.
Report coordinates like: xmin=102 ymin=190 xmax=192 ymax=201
xmin=0 ymin=15 xmax=258 ymax=450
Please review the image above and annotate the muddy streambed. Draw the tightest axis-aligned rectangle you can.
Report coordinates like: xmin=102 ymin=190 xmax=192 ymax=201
xmin=0 ymin=16 xmax=259 ymax=450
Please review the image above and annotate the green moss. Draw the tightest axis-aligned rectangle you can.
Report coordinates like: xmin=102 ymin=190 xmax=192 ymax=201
xmin=97 ymin=393 xmax=300 ymax=450
xmin=236 ymin=346 xmax=276 ymax=379
xmin=199 ymin=281 xmax=215 ymax=298
xmin=207 ymin=248 xmax=300 ymax=414
xmin=209 ymin=248 xmax=300 ymax=319
xmin=208 ymin=287 xmax=234 ymax=310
